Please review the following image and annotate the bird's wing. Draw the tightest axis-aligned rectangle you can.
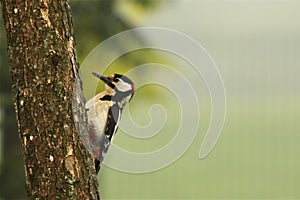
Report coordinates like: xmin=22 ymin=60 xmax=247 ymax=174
xmin=94 ymin=103 xmax=121 ymax=172
xmin=100 ymin=103 xmax=121 ymax=151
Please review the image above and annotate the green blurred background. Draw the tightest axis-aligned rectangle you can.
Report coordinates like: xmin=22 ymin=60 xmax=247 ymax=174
xmin=1 ymin=0 xmax=300 ymax=199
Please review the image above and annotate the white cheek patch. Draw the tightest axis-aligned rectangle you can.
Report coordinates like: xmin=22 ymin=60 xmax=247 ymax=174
xmin=116 ymin=79 xmax=132 ymax=92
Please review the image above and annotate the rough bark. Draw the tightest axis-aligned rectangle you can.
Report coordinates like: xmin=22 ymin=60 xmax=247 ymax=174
xmin=1 ymin=0 xmax=99 ymax=199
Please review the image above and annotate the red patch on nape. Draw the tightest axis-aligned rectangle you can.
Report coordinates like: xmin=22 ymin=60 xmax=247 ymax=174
xmin=131 ymin=84 xmax=135 ymax=92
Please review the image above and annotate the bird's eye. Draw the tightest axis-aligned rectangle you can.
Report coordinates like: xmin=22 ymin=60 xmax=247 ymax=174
xmin=114 ymin=78 xmax=120 ymax=83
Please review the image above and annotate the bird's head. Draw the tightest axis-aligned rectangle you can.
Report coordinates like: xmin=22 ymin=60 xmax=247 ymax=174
xmin=92 ymin=72 xmax=135 ymax=101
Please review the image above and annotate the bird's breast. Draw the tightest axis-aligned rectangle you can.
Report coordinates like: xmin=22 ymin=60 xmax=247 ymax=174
xmin=86 ymin=93 xmax=114 ymax=145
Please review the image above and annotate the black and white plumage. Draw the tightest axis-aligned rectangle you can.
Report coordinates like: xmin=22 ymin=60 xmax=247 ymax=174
xmin=86 ymin=72 xmax=135 ymax=173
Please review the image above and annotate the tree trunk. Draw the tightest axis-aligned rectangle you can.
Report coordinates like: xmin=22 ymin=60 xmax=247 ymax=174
xmin=1 ymin=0 xmax=99 ymax=199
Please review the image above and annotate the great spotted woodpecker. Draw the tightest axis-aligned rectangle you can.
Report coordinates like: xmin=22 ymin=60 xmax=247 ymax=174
xmin=86 ymin=72 xmax=135 ymax=173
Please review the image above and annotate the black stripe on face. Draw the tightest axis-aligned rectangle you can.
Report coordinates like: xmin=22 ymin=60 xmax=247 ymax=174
xmin=100 ymin=95 xmax=112 ymax=101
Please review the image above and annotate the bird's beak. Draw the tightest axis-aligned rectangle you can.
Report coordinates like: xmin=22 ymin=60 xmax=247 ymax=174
xmin=92 ymin=72 xmax=111 ymax=85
